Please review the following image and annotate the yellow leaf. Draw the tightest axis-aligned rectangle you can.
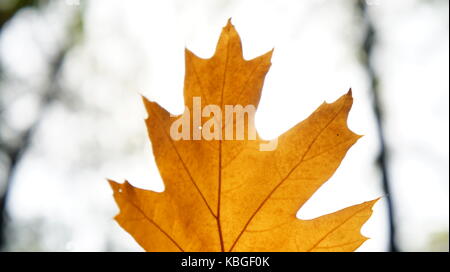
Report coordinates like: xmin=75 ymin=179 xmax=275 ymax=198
xmin=108 ymin=19 xmax=377 ymax=252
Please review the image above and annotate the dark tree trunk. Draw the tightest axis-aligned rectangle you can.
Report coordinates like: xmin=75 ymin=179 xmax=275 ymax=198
xmin=356 ymin=0 xmax=398 ymax=252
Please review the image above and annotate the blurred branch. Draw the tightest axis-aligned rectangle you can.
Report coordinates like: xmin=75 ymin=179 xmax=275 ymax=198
xmin=0 ymin=0 xmax=44 ymax=32
xmin=0 ymin=3 xmax=83 ymax=250
xmin=356 ymin=0 xmax=398 ymax=252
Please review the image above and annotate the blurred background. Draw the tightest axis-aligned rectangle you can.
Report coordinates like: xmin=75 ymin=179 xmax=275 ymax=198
xmin=0 ymin=0 xmax=448 ymax=252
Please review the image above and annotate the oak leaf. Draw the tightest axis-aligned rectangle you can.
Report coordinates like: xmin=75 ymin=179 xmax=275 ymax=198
xmin=109 ymin=20 xmax=377 ymax=252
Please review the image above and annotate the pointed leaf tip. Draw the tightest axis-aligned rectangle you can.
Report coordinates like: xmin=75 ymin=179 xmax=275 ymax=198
xmin=227 ymin=18 xmax=233 ymax=26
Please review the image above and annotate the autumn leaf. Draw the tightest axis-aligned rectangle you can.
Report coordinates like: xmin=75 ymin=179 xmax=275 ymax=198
xmin=108 ymin=19 xmax=377 ymax=252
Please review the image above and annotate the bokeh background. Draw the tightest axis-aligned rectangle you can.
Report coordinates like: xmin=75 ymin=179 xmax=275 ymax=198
xmin=0 ymin=0 xmax=448 ymax=252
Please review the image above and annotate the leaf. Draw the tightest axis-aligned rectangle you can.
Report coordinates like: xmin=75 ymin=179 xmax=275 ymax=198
xmin=108 ymin=19 xmax=378 ymax=252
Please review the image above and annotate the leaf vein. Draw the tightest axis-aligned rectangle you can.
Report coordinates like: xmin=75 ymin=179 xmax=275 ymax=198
xmin=306 ymin=203 xmax=370 ymax=252
xmin=125 ymin=197 xmax=185 ymax=252
xmin=148 ymin=106 xmax=216 ymax=218
xmin=229 ymin=101 xmax=347 ymax=251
